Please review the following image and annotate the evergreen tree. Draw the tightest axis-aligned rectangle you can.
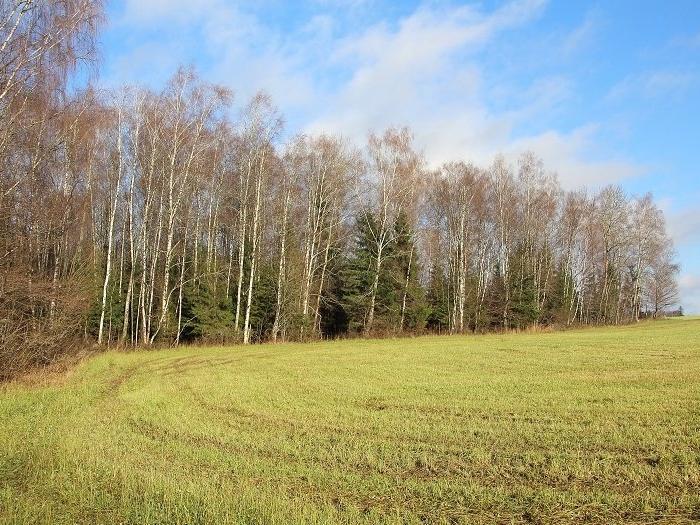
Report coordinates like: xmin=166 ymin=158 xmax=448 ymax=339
xmin=542 ymin=264 xmax=569 ymax=325
xmin=87 ymin=280 xmax=125 ymax=342
xmin=509 ymin=246 xmax=540 ymax=328
xmin=392 ymin=211 xmax=428 ymax=332
xmin=180 ymin=283 xmax=233 ymax=343
xmin=426 ymin=265 xmax=450 ymax=332
xmin=510 ymin=273 xmax=540 ymax=328
xmin=341 ymin=213 xmax=380 ymax=334
xmin=486 ymin=262 xmax=508 ymax=330
xmin=249 ymin=263 xmax=279 ymax=342
xmin=318 ymin=253 xmax=350 ymax=338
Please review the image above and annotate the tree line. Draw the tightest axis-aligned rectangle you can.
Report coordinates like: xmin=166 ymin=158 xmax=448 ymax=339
xmin=0 ymin=1 xmax=679 ymax=377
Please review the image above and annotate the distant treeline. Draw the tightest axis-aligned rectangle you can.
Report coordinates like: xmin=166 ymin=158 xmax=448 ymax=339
xmin=0 ymin=1 xmax=678 ymax=377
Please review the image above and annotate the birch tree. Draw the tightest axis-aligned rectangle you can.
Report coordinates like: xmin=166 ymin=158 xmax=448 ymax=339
xmin=236 ymin=93 xmax=282 ymax=344
xmin=363 ymin=127 xmax=420 ymax=335
xmin=97 ymin=101 xmax=123 ymax=345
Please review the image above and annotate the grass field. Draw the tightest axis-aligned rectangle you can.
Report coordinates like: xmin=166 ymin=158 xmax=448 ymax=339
xmin=1 ymin=319 xmax=699 ymax=524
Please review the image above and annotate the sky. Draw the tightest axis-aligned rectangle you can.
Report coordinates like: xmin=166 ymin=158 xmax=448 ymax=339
xmin=99 ymin=0 xmax=700 ymax=313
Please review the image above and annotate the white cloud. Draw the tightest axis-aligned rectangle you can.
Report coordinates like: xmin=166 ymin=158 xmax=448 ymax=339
xmin=691 ymin=32 xmax=700 ymax=47
xmin=659 ymin=202 xmax=700 ymax=314
xmin=120 ymin=0 xmax=219 ymax=25
xmin=668 ymin=31 xmax=700 ymax=50
xmin=561 ymin=10 xmax=601 ymax=55
xmin=332 ymin=0 xmax=546 ymax=66
xmin=666 ymin=205 xmax=700 ymax=247
xmin=607 ymin=70 xmax=698 ymax=101
xmin=507 ymin=127 xmax=644 ymax=188
xmin=679 ymin=273 xmax=700 ymax=314
xmin=305 ymin=1 xmax=640 ymax=187
xmin=111 ymin=0 xmax=318 ymax=110
xmin=107 ymin=0 xmax=643 ymax=189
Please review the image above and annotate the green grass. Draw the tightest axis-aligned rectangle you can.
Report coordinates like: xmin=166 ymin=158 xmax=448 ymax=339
xmin=1 ymin=319 xmax=699 ymax=524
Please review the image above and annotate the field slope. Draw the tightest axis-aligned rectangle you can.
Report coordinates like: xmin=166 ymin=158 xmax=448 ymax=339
xmin=1 ymin=319 xmax=699 ymax=524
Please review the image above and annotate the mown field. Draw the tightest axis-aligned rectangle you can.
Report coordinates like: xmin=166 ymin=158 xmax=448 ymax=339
xmin=1 ymin=319 xmax=699 ymax=524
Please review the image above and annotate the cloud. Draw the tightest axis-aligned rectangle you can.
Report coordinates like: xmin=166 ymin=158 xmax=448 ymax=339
xmin=507 ymin=127 xmax=644 ymax=188
xmin=119 ymin=0 xmax=220 ymax=25
xmin=690 ymin=32 xmax=700 ymax=47
xmin=312 ymin=0 xmax=373 ymax=7
xmin=305 ymin=1 xmax=640 ymax=187
xmin=109 ymin=0 xmax=318 ymax=110
xmin=679 ymin=273 xmax=700 ymax=314
xmin=106 ymin=0 xmax=643 ymax=189
xmin=666 ymin=205 xmax=700 ymax=247
xmin=607 ymin=70 xmax=698 ymax=101
xmin=661 ymin=202 xmax=700 ymax=314
xmin=332 ymin=0 xmax=547 ymax=64
xmin=668 ymin=31 xmax=700 ymax=50
xmin=561 ymin=10 xmax=601 ymax=55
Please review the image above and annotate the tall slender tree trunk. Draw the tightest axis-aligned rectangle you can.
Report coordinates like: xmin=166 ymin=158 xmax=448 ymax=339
xmin=272 ymin=185 xmax=291 ymax=342
xmin=314 ymin=221 xmax=334 ymax=335
xmin=121 ymin=159 xmax=136 ymax=344
xmin=175 ymin=225 xmax=188 ymax=346
xmin=243 ymin=170 xmax=263 ymax=345
xmin=98 ymin=110 xmax=123 ymax=345
xmin=234 ymin=168 xmax=250 ymax=333
xmin=365 ymin=244 xmax=383 ymax=336
xmin=400 ymin=243 xmax=414 ymax=332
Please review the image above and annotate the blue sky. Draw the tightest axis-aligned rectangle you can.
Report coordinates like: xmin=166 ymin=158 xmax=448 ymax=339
xmin=99 ymin=0 xmax=700 ymax=312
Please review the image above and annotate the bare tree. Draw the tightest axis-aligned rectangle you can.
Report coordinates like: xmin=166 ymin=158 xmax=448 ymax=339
xmin=644 ymin=242 xmax=679 ymax=317
xmin=363 ymin=127 xmax=421 ymax=335
xmin=0 ymin=1 xmax=682 ymax=372
xmin=97 ymin=100 xmax=123 ymax=345
xmin=236 ymin=93 xmax=282 ymax=344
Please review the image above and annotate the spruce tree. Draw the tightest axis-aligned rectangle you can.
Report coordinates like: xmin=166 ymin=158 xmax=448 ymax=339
xmin=341 ymin=212 xmax=379 ymax=334
xmin=180 ymin=283 xmax=233 ymax=342
xmin=392 ymin=211 xmax=428 ymax=332
xmin=426 ymin=265 xmax=450 ymax=333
